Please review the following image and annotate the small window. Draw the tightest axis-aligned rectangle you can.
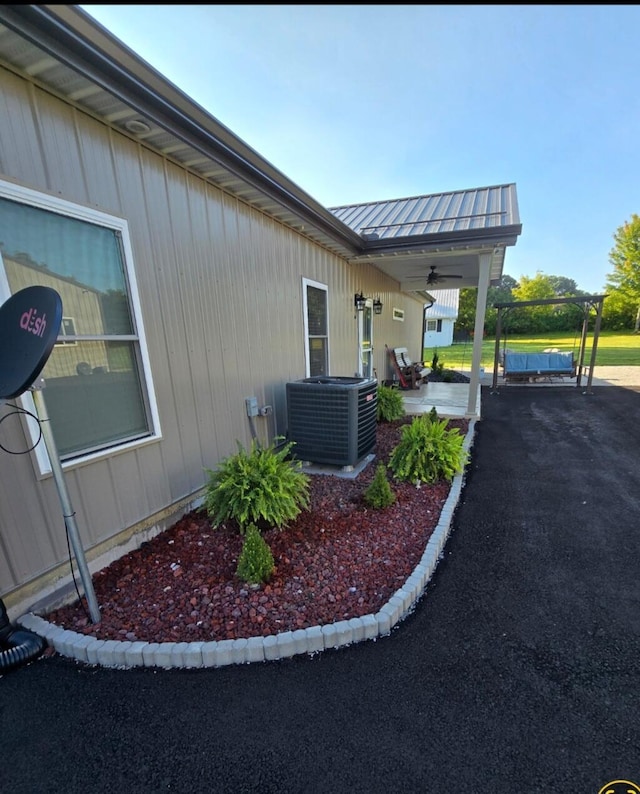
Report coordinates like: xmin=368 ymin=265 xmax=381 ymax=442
xmin=0 ymin=180 xmax=159 ymax=466
xmin=302 ymin=278 xmax=329 ymax=377
xmin=427 ymin=320 xmax=437 ymax=332
xmin=56 ymin=317 xmax=77 ymax=346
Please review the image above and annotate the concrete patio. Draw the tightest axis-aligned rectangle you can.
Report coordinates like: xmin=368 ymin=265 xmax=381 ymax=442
xmin=404 ymin=364 xmax=640 ymax=419
xmin=402 ymin=379 xmax=481 ymax=419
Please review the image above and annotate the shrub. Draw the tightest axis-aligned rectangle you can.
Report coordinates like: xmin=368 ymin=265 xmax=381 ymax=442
xmin=377 ymin=384 xmax=405 ymax=422
xmin=204 ymin=438 xmax=310 ymax=533
xmin=431 ymin=350 xmax=445 ymax=376
xmin=388 ymin=415 xmax=468 ymax=485
xmin=428 ymin=406 xmax=439 ymax=423
xmin=363 ymin=463 xmax=396 ymax=509
xmin=236 ymin=523 xmax=275 ymax=585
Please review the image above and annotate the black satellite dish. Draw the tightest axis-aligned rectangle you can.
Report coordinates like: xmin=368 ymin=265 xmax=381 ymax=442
xmin=0 ymin=286 xmax=63 ymax=400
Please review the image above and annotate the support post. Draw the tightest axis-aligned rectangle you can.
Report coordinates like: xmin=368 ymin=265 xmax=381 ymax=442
xmin=30 ymin=382 xmax=100 ymax=624
xmin=584 ymin=298 xmax=604 ymax=395
xmin=467 ymin=252 xmax=491 ymax=416
xmin=492 ymin=307 xmax=503 ymax=391
xmin=576 ymin=306 xmax=590 ymax=388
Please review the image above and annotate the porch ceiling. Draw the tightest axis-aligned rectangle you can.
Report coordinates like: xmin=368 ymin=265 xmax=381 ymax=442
xmin=349 ymin=245 xmax=505 ymax=293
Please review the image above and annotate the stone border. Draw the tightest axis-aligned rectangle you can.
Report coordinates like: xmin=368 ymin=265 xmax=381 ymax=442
xmin=17 ymin=419 xmax=477 ymax=670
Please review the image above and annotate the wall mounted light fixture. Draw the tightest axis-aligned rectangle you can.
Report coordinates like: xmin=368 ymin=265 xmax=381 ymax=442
xmin=354 ymin=292 xmax=383 ymax=314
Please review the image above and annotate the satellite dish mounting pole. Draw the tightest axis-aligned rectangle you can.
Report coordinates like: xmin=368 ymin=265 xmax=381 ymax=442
xmin=30 ymin=380 xmax=101 ymax=624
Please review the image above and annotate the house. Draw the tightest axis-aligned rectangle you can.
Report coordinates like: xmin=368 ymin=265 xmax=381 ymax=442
xmin=422 ymin=289 xmax=460 ymax=350
xmin=0 ymin=6 xmax=522 ymax=617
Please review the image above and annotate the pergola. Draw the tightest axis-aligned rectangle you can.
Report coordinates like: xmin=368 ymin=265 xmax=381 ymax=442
xmin=491 ymin=294 xmax=607 ymax=393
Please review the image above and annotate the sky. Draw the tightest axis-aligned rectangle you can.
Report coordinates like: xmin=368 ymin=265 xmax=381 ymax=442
xmin=80 ymin=4 xmax=640 ymax=296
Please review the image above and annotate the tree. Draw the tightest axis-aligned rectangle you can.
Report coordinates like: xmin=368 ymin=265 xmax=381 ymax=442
xmin=510 ymin=271 xmax=556 ymax=332
xmin=606 ymin=214 xmax=640 ymax=332
xmin=456 ymin=288 xmax=477 ymax=333
xmin=455 ymin=276 xmax=516 ymax=335
xmin=512 ymin=271 xmax=556 ymax=302
xmin=547 ymin=275 xmax=582 ymax=296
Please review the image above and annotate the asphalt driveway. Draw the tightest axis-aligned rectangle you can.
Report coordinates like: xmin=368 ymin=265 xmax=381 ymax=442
xmin=2 ymin=385 xmax=639 ymax=793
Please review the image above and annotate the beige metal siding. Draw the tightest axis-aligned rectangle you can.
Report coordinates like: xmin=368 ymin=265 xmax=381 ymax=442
xmin=0 ymin=67 xmax=424 ymax=608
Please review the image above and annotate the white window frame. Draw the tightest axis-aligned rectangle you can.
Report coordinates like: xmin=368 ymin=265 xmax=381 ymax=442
xmin=302 ymin=277 xmax=329 ymax=377
xmin=0 ymin=179 xmax=161 ymax=475
xmin=56 ymin=316 xmax=77 ymax=346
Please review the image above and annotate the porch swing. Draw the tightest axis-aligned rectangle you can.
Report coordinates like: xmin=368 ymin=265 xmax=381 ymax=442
xmin=498 ymin=314 xmax=578 ymax=383
xmin=490 ymin=294 xmax=607 ymax=393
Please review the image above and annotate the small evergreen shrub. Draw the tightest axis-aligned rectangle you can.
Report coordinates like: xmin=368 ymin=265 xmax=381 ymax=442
xmin=363 ymin=463 xmax=396 ymax=509
xmin=431 ymin=350 xmax=444 ymax=376
xmin=204 ymin=438 xmax=310 ymax=533
xmin=377 ymin=384 xmax=406 ymax=422
xmin=388 ymin=415 xmax=468 ymax=485
xmin=428 ymin=406 xmax=439 ymax=423
xmin=236 ymin=523 xmax=275 ymax=585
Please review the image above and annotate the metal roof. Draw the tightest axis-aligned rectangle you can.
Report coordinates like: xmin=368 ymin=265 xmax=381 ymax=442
xmin=424 ymin=288 xmax=459 ymax=319
xmin=329 ymin=184 xmax=522 ymax=293
xmin=0 ymin=5 xmax=522 ymax=298
xmin=329 ymin=184 xmax=520 ymax=239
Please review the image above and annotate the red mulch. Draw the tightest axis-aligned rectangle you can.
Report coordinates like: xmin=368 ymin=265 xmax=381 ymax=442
xmin=45 ymin=417 xmax=469 ymax=644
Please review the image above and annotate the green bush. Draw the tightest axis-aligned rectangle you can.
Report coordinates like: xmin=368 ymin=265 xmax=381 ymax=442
xmin=428 ymin=406 xmax=439 ymax=423
xmin=431 ymin=350 xmax=445 ymax=376
xmin=377 ymin=384 xmax=406 ymax=422
xmin=363 ymin=463 xmax=396 ymax=509
xmin=388 ymin=415 xmax=468 ymax=485
xmin=236 ymin=523 xmax=275 ymax=585
xmin=204 ymin=438 xmax=310 ymax=533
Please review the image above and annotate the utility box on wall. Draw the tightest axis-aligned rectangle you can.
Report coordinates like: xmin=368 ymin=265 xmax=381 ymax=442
xmin=286 ymin=376 xmax=377 ymax=467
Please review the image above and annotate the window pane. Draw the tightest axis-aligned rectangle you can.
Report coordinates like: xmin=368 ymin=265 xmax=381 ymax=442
xmin=0 ymin=197 xmax=134 ymax=335
xmin=306 ymin=286 xmax=327 ymax=336
xmin=309 ymin=338 xmax=327 ymax=377
xmin=41 ymin=341 xmax=149 ymax=458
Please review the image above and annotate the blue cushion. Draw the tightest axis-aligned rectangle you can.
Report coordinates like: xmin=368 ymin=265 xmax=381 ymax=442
xmin=504 ymin=351 xmax=573 ymax=374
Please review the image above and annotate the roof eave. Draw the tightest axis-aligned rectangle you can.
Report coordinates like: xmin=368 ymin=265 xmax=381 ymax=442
xmin=357 ymin=224 xmax=523 ymax=257
xmin=0 ymin=4 xmax=364 ymax=253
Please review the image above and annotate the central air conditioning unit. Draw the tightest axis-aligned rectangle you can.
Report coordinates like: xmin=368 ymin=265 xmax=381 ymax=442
xmin=286 ymin=376 xmax=377 ymax=467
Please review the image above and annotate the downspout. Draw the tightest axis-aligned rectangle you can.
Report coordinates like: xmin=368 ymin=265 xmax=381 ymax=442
xmin=466 ymin=252 xmax=492 ymax=416
xmin=0 ymin=598 xmax=47 ymax=672
xmin=421 ymin=298 xmax=434 ymax=359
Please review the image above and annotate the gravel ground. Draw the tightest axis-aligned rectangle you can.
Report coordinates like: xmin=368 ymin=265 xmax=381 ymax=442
xmin=44 ymin=416 xmax=469 ymax=645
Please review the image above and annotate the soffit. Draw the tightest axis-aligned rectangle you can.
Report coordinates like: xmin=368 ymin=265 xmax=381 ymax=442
xmin=0 ymin=8 xmax=361 ymax=260
xmin=0 ymin=6 xmax=523 ymax=298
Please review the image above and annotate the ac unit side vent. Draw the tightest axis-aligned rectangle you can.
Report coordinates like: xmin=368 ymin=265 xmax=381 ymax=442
xmin=286 ymin=376 xmax=377 ymax=467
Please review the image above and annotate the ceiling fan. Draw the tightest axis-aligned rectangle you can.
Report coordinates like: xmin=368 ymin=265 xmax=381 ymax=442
xmin=426 ymin=265 xmax=464 ymax=286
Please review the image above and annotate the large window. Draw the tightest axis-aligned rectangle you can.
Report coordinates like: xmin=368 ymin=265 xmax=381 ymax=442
xmin=302 ymin=278 xmax=329 ymax=377
xmin=0 ymin=181 xmax=159 ymax=465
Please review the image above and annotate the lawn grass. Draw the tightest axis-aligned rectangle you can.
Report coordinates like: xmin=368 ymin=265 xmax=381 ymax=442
xmin=425 ymin=330 xmax=640 ymax=369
